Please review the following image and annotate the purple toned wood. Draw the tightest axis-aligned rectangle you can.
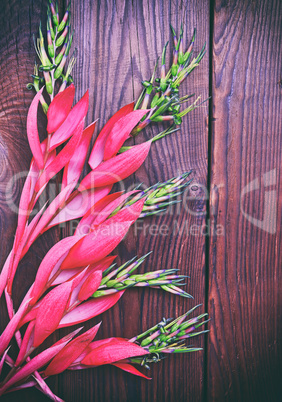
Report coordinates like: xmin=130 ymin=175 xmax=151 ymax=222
xmin=60 ymin=1 xmax=209 ymax=401
xmin=0 ymin=1 xmax=64 ymax=400
xmin=1 ymin=0 xmax=281 ymax=401
xmin=208 ymin=0 xmax=282 ymax=400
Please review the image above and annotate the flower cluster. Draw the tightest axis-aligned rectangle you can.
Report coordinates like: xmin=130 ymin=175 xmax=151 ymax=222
xmin=0 ymin=2 xmax=207 ymax=400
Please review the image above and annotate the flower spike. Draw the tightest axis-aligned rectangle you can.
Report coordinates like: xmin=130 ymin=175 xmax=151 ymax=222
xmin=47 ymin=84 xmax=75 ymax=133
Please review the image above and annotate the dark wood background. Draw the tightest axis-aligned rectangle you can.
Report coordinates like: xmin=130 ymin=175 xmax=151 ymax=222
xmin=0 ymin=0 xmax=281 ymax=401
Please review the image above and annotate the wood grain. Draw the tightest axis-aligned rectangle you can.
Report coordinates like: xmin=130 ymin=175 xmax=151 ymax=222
xmin=0 ymin=1 xmax=64 ymax=400
xmin=1 ymin=0 xmax=281 ymax=401
xmin=59 ymin=0 xmax=210 ymax=401
xmin=129 ymin=1 xmax=209 ymax=402
xmin=208 ymin=0 xmax=282 ymax=400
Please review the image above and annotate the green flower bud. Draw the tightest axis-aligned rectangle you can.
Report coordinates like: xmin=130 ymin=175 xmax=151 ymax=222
xmin=142 ymin=80 xmax=151 ymax=88
xmin=174 ymin=115 xmax=182 ymax=125
xmin=160 ymin=79 xmax=167 ymax=92
xmin=170 ymin=323 xmax=179 ymax=333
xmin=52 ymin=13 xmax=59 ymax=27
xmin=151 ymin=115 xmax=165 ymax=122
xmin=48 ymin=44 xmax=54 ymax=58
xmin=66 ymin=30 xmax=74 ymax=56
xmin=178 ymin=52 xmax=184 ymax=65
xmin=151 ymin=93 xmax=160 ymax=108
xmin=49 ymin=1 xmax=59 ymax=26
xmin=114 ymin=282 xmax=124 ymax=289
xmin=39 ymin=65 xmax=54 ymax=72
xmin=55 ymin=26 xmax=69 ymax=47
xmin=47 ymin=13 xmax=55 ymax=40
xmin=171 ymin=64 xmax=179 ymax=76
xmin=141 ymin=337 xmax=153 ymax=347
xmin=156 ymin=95 xmax=165 ymax=106
xmin=54 ymin=65 xmax=63 ymax=79
xmin=46 ymin=80 xmax=53 ymax=94
xmin=41 ymin=102 xmax=49 ymax=114
xmin=183 ymin=52 xmax=190 ymax=63
xmin=31 ymin=74 xmax=40 ymax=91
xmin=57 ymin=10 xmax=69 ymax=32
xmin=55 ymin=52 xmax=64 ymax=65
xmin=158 ymin=334 xmax=167 ymax=342
xmin=124 ymin=279 xmax=136 ymax=286
xmin=173 ymin=104 xmax=180 ymax=113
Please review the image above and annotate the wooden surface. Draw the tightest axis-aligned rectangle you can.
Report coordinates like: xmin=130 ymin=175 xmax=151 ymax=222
xmin=0 ymin=0 xmax=281 ymax=401
xmin=208 ymin=1 xmax=282 ymax=401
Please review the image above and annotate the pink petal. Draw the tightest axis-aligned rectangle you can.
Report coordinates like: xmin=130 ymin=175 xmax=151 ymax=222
xmin=26 ymin=87 xmax=45 ymax=169
xmin=75 ymin=191 xmax=121 ymax=235
xmin=7 ymin=174 xmax=33 ymax=293
xmin=52 ymin=255 xmax=116 ymax=286
xmin=69 ymin=268 xmax=89 ymax=292
xmin=27 ymin=139 xmax=55 ymax=206
xmin=21 ymin=202 xmax=48 ymax=257
xmin=4 ymin=291 xmax=22 ymax=348
xmin=0 ymin=347 xmax=10 ymax=377
xmin=106 ymin=198 xmax=145 ymax=224
xmin=49 ymin=90 xmax=89 ymax=150
xmin=14 ymin=174 xmax=32 ymax=248
xmin=81 ymin=339 xmax=148 ymax=366
xmin=60 ymin=220 xmax=133 ymax=270
xmin=67 ymin=364 xmax=87 ymax=370
xmin=35 ymin=119 xmax=84 ymax=193
xmin=91 ymin=190 xmax=139 ymax=227
xmin=62 ymin=120 xmax=97 ymax=190
xmin=51 ymin=267 xmax=86 ymax=287
xmin=0 ymin=330 xmax=79 ymax=395
xmin=52 ymin=257 xmax=115 ymax=306
xmin=66 ymin=267 xmax=89 ymax=309
xmin=104 ymin=109 xmax=149 ymax=160
xmin=33 ymin=373 xmax=65 ymax=402
xmin=79 ymin=141 xmax=151 ymax=190
xmin=113 ymin=362 xmax=151 ymax=379
xmin=0 ymin=251 xmax=11 ymax=300
xmin=78 ymin=270 xmax=103 ymax=301
xmin=58 ymin=291 xmax=124 ymax=328
xmin=18 ymin=307 xmax=38 ymax=328
xmin=5 ymin=379 xmax=38 ymax=392
xmin=26 ymin=183 xmax=74 ymax=248
xmin=14 ymin=287 xmax=38 ymax=330
xmin=44 ymin=323 xmax=101 ymax=376
xmin=71 ymin=337 xmax=126 ymax=366
xmin=46 ymin=186 xmax=111 ymax=230
xmin=88 ymin=337 xmax=126 ymax=350
xmin=30 ymin=236 xmax=82 ymax=305
xmin=35 ymin=151 xmax=57 ymax=205
xmin=33 ymin=281 xmax=73 ymax=347
xmin=0 ymin=297 xmax=32 ymax=356
xmin=47 ymin=84 xmax=75 ymax=133
xmin=15 ymin=321 xmax=35 ymax=367
xmin=19 ymin=256 xmax=116 ymax=327
xmin=4 ymin=288 xmax=14 ymax=320
xmin=88 ymin=102 xmax=134 ymax=169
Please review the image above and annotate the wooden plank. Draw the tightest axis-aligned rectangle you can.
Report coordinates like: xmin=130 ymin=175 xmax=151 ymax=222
xmin=0 ymin=0 xmax=209 ymax=400
xmin=129 ymin=2 xmax=209 ymax=402
xmin=208 ymin=0 xmax=282 ymax=400
xmin=0 ymin=1 xmax=64 ymax=400
xmin=58 ymin=1 xmax=209 ymax=401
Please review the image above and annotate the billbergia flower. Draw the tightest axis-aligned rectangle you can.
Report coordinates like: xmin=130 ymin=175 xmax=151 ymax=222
xmin=0 ymin=3 xmax=207 ymax=399
xmin=0 ymin=308 xmax=208 ymax=395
